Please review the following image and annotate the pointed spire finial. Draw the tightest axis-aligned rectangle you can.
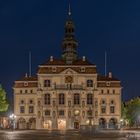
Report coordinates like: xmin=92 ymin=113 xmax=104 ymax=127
xmin=68 ymin=3 xmax=71 ymax=16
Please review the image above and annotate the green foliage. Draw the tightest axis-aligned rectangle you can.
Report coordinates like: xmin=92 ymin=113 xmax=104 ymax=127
xmin=0 ymin=85 xmax=9 ymax=112
xmin=122 ymin=97 xmax=140 ymax=126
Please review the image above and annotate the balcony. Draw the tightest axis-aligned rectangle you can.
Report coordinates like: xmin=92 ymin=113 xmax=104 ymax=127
xmin=54 ymin=84 xmax=84 ymax=90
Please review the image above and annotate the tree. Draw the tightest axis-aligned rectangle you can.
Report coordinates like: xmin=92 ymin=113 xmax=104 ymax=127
xmin=122 ymin=97 xmax=140 ymax=127
xmin=0 ymin=85 xmax=9 ymax=112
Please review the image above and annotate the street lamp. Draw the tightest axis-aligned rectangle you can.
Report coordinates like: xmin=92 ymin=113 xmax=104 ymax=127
xmin=9 ymin=114 xmax=16 ymax=130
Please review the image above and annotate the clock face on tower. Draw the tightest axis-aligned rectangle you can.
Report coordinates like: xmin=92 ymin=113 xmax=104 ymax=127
xmin=65 ymin=76 xmax=73 ymax=83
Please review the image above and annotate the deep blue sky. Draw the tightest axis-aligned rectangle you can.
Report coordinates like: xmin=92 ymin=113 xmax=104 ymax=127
xmin=0 ymin=0 xmax=140 ymax=102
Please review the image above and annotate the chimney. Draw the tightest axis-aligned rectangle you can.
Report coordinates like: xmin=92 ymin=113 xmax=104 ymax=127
xmin=50 ymin=56 xmax=53 ymax=61
xmin=108 ymin=72 xmax=112 ymax=78
xmin=82 ymin=56 xmax=86 ymax=61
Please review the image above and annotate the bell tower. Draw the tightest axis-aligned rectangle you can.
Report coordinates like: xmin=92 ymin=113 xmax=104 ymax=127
xmin=62 ymin=4 xmax=78 ymax=64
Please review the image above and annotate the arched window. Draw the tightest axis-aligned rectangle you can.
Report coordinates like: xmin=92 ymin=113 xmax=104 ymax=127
xmin=87 ymin=80 xmax=93 ymax=87
xmin=74 ymin=93 xmax=80 ymax=105
xmin=59 ymin=93 xmax=65 ymax=105
xmin=87 ymin=94 xmax=93 ymax=104
xmin=44 ymin=94 xmax=51 ymax=105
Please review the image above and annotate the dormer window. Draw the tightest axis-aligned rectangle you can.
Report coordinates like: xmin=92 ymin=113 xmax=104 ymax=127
xmin=81 ymin=67 xmax=85 ymax=72
xmin=106 ymin=82 xmax=110 ymax=86
xmin=52 ymin=67 xmax=57 ymax=72
xmin=24 ymin=82 xmax=28 ymax=87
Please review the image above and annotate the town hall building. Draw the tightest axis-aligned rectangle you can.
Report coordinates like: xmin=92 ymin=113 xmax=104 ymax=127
xmin=13 ymin=7 xmax=122 ymax=130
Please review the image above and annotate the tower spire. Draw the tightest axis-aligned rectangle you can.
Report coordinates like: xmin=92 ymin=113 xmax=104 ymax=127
xmin=68 ymin=3 xmax=71 ymax=16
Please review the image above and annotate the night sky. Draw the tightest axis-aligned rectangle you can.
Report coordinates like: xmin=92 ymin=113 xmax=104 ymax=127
xmin=0 ymin=0 xmax=140 ymax=102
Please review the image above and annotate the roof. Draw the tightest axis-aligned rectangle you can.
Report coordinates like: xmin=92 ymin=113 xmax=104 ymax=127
xmin=97 ymin=75 xmax=120 ymax=81
xmin=41 ymin=58 xmax=95 ymax=66
xmin=15 ymin=76 xmax=37 ymax=82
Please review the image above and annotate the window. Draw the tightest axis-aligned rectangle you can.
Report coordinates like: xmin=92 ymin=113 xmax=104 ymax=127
xmin=81 ymin=67 xmax=85 ymax=72
xmin=52 ymin=67 xmax=57 ymax=72
xmin=101 ymin=90 xmax=104 ymax=94
xmin=107 ymin=90 xmax=109 ymax=94
xmin=87 ymin=80 xmax=93 ymax=87
xmin=59 ymin=93 xmax=65 ymax=105
xmin=101 ymin=106 xmax=106 ymax=114
xmin=29 ymin=100 xmax=33 ymax=104
xmin=21 ymin=100 xmax=24 ymax=104
xmin=20 ymin=106 xmax=25 ymax=114
xmin=25 ymin=90 xmax=28 ymax=93
xmin=44 ymin=94 xmax=51 ymax=105
xmin=24 ymin=82 xmax=28 ymax=86
xmin=106 ymin=82 xmax=110 ymax=86
xmin=44 ymin=80 xmax=51 ymax=87
xmin=74 ymin=93 xmax=80 ymax=105
xmin=20 ymin=90 xmax=22 ymax=94
xmin=29 ymin=106 xmax=34 ymax=113
xmin=30 ymin=90 xmax=33 ymax=93
xmin=110 ymin=106 xmax=115 ymax=113
xmin=59 ymin=110 xmax=64 ymax=116
xmin=87 ymin=94 xmax=93 ymax=104
xmin=45 ymin=110 xmax=50 ymax=116
xmin=113 ymin=90 xmax=115 ymax=94
xmin=110 ymin=100 xmax=114 ymax=105
xmin=101 ymin=100 xmax=106 ymax=105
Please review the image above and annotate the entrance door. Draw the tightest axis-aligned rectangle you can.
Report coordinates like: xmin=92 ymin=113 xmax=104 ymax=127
xmin=74 ymin=122 xmax=79 ymax=129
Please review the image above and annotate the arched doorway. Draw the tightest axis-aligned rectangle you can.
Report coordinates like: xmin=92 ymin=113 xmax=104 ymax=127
xmin=18 ymin=118 xmax=26 ymax=129
xmin=28 ymin=118 xmax=36 ymax=129
xmin=109 ymin=118 xmax=117 ymax=129
xmin=99 ymin=118 xmax=106 ymax=128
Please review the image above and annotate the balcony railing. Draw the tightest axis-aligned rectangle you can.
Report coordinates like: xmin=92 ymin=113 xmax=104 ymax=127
xmin=54 ymin=84 xmax=84 ymax=90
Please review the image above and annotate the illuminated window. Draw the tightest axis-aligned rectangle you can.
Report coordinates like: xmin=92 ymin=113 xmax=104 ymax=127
xmin=44 ymin=94 xmax=51 ymax=105
xmin=87 ymin=94 xmax=93 ymax=104
xmin=59 ymin=93 xmax=65 ymax=105
xmin=20 ymin=106 xmax=25 ymax=114
xmin=44 ymin=80 xmax=51 ymax=87
xmin=74 ymin=93 xmax=80 ymax=105
xmin=87 ymin=80 xmax=93 ymax=87
xmin=29 ymin=106 xmax=34 ymax=113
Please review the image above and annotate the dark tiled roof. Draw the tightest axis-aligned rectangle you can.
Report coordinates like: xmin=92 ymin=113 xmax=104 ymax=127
xmin=16 ymin=76 xmax=37 ymax=81
xmin=41 ymin=58 xmax=95 ymax=66
xmin=97 ymin=75 xmax=120 ymax=81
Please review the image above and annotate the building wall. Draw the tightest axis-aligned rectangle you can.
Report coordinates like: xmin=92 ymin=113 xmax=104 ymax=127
xmin=13 ymin=68 xmax=122 ymax=130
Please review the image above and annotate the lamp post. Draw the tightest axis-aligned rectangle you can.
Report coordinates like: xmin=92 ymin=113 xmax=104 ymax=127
xmin=9 ymin=114 xmax=16 ymax=130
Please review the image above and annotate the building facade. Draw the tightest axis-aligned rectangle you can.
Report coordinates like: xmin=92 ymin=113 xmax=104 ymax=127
xmin=13 ymin=9 xmax=122 ymax=130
